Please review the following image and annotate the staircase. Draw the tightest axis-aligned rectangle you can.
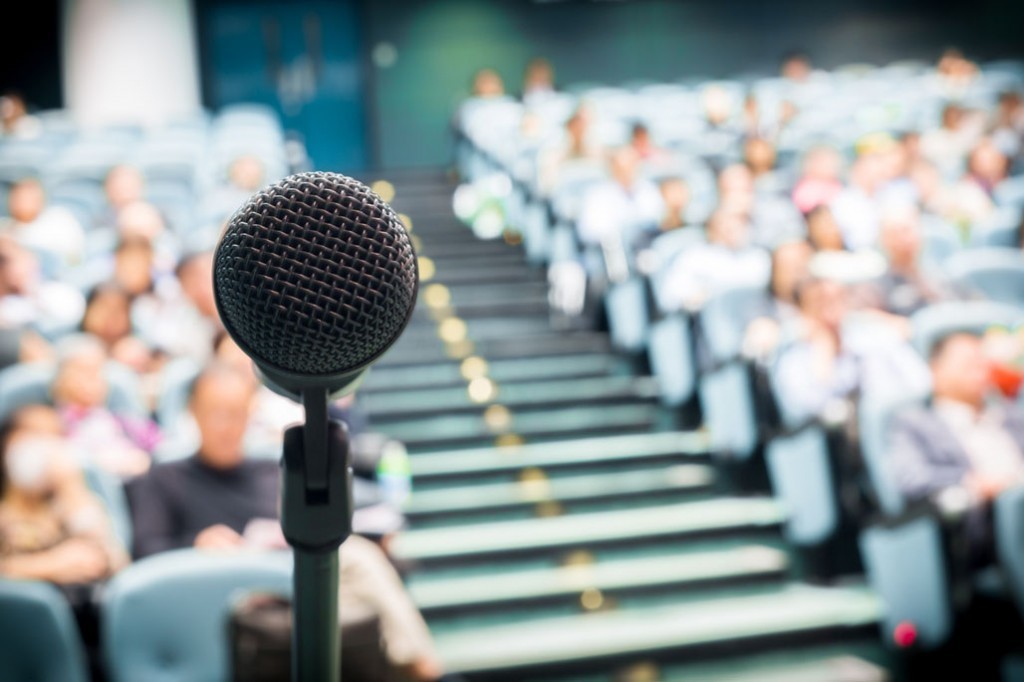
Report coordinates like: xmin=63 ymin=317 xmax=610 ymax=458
xmin=357 ymin=169 xmax=893 ymax=681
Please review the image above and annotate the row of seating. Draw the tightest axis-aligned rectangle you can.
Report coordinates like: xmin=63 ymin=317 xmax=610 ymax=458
xmin=453 ymin=54 xmax=1024 ymax=661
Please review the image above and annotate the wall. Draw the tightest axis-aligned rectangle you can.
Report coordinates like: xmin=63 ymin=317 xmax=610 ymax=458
xmin=361 ymin=0 xmax=1024 ymax=169
xmin=63 ymin=0 xmax=202 ymax=127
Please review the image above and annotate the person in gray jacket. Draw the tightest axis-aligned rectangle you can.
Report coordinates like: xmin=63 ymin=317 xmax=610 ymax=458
xmin=888 ymin=331 xmax=1024 ymax=558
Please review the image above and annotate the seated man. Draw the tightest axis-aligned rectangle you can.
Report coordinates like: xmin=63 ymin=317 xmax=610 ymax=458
xmin=129 ymin=364 xmax=444 ymax=681
xmin=890 ymin=332 xmax=1024 ymax=512
xmin=772 ymin=276 xmax=929 ymax=424
xmin=661 ymin=204 xmax=770 ymax=312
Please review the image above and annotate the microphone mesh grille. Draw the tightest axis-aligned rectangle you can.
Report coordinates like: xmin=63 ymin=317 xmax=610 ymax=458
xmin=213 ymin=172 xmax=418 ymax=377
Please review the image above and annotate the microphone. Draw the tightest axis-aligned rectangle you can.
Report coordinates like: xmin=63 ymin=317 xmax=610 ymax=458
xmin=213 ymin=171 xmax=418 ymax=401
xmin=211 ymin=172 xmax=418 ymax=681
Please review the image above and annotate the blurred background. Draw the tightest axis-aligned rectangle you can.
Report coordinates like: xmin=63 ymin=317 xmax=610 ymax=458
xmin=2 ymin=0 xmax=1024 ymax=681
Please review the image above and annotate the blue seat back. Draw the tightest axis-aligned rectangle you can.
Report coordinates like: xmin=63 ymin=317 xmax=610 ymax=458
xmin=946 ymin=248 xmax=1024 ymax=306
xmin=859 ymin=516 xmax=953 ymax=649
xmin=0 ymin=579 xmax=89 ymax=682
xmin=910 ymin=300 xmax=1024 ymax=356
xmin=765 ymin=426 xmax=838 ymax=545
xmin=858 ymin=390 xmax=929 ymax=517
xmin=700 ymin=362 xmax=758 ymax=459
xmin=647 ymin=313 xmax=696 ymax=407
xmin=102 ymin=549 xmax=292 ymax=682
xmin=605 ymin=276 xmax=650 ymax=353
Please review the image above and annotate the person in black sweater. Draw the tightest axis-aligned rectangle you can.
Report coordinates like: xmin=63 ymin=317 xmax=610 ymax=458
xmin=129 ymin=363 xmax=449 ymax=681
xmin=129 ymin=364 xmax=279 ymax=557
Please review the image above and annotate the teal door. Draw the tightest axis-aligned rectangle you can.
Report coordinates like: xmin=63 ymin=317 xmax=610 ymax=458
xmin=201 ymin=1 xmax=367 ymax=172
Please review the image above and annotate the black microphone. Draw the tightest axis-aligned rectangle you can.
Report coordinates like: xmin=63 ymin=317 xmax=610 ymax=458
xmin=211 ymin=171 xmax=418 ymax=681
xmin=213 ymin=171 xmax=418 ymax=400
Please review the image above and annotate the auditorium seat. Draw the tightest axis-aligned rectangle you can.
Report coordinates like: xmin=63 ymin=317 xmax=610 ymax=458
xmin=101 ymin=549 xmax=291 ymax=682
xmin=947 ymin=248 xmax=1024 ymax=306
xmin=0 ymin=579 xmax=90 ymax=682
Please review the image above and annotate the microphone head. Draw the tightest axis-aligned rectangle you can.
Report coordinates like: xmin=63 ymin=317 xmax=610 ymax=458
xmin=213 ymin=172 xmax=418 ymax=398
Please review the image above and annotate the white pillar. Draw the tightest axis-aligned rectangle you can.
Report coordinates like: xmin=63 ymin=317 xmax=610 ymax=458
xmin=62 ymin=0 xmax=202 ymax=127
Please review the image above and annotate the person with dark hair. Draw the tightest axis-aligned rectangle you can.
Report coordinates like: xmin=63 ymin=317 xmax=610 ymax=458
xmin=780 ymin=50 xmax=812 ymax=82
xmin=889 ymin=332 xmax=1024 ymax=554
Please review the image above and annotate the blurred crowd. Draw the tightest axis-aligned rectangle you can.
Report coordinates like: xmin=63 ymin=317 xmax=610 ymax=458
xmin=0 ymin=101 xmax=448 ymax=680
xmin=455 ymin=49 xmax=1024 ymax=617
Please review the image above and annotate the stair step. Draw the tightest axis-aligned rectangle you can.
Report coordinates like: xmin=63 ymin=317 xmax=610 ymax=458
xmin=405 ymin=464 xmax=714 ymax=519
xmin=410 ymin=544 xmax=787 ymax=615
xmin=433 ymin=584 xmax=881 ymax=674
xmin=378 ymin=403 xmax=665 ymax=451
xmin=363 ymin=375 xmax=661 ymax=422
xmin=361 ymin=353 xmax=624 ymax=394
xmin=431 ymin=265 xmax=545 ymax=285
xmin=391 ymin=498 xmax=784 ymax=564
xmin=379 ymin=333 xmax=612 ymax=367
xmin=409 ymin=431 xmax=709 ymax=483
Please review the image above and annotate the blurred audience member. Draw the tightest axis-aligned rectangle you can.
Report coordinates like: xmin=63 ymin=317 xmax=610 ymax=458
xmin=663 ymin=205 xmax=769 ymax=311
xmin=830 ymin=134 xmax=899 ymax=250
xmin=2 ymin=178 xmax=85 ymax=267
xmin=577 ymin=147 xmax=662 ymax=249
xmin=744 ymin=136 xmax=783 ymax=191
xmin=921 ymin=103 xmax=984 ymax=179
xmin=522 ymin=57 xmax=555 ymax=103
xmin=0 ymin=92 xmax=41 ymax=138
xmin=137 ymin=251 xmax=220 ymax=363
xmin=629 ymin=123 xmax=670 ymax=163
xmin=890 ymin=332 xmax=1024 ymax=531
xmin=934 ymin=48 xmax=980 ymax=96
xmin=743 ymin=240 xmax=813 ymax=357
xmin=53 ymin=336 xmax=156 ymax=478
xmin=213 ymin=333 xmax=302 ymax=454
xmin=793 ymin=146 xmax=844 ymax=214
xmin=0 ymin=405 xmax=127 ymax=583
xmin=781 ymin=50 xmax=813 ymax=83
xmin=471 ymin=68 xmax=505 ymax=99
xmin=991 ymin=90 xmax=1023 ymax=158
xmin=0 ymin=235 xmax=84 ymax=334
xmin=658 ymin=177 xmax=691 ymax=231
xmin=773 ymin=277 xmax=928 ymax=423
xmin=97 ymin=165 xmax=146 ymax=230
xmin=871 ymin=203 xmax=955 ymax=316
xmin=805 ymin=205 xmax=845 ymax=251
xmin=539 ymin=104 xmax=604 ymax=192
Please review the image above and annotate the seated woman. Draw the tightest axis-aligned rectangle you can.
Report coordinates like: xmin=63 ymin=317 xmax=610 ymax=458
xmin=0 ymin=404 xmax=127 ymax=583
xmin=53 ymin=335 xmax=158 ymax=479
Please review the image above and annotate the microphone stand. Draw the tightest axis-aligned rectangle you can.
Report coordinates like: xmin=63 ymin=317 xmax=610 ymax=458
xmin=280 ymin=386 xmax=352 ymax=681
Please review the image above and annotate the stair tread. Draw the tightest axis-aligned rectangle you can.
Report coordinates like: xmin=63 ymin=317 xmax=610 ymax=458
xmin=434 ymin=584 xmax=881 ymax=673
xmin=410 ymin=544 xmax=787 ymax=610
xmin=410 ymin=431 xmax=709 ymax=478
xmin=379 ymin=404 xmax=664 ymax=448
xmin=392 ymin=498 xmax=784 ymax=561
xmin=405 ymin=464 xmax=713 ymax=516
xmin=362 ymin=375 xmax=660 ymax=418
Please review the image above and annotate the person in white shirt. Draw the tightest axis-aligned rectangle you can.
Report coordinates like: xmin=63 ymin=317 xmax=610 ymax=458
xmin=576 ymin=147 xmax=663 ymax=249
xmin=829 ymin=136 xmax=898 ymax=251
xmin=2 ymin=179 xmax=85 ymax=269
xmin=661 ymin=205 xmax=770 ymax=312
